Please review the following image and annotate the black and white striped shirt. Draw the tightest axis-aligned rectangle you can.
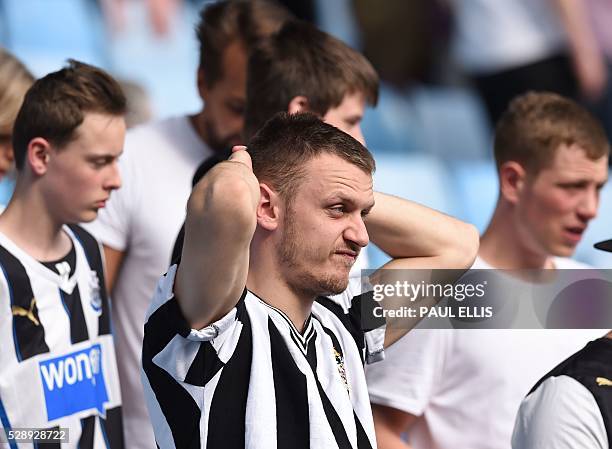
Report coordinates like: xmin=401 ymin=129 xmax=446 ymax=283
xmin=142 ymin=264 xmax=385 ymax=449
xmin=0 ymin=225 xmax=123 ymax=449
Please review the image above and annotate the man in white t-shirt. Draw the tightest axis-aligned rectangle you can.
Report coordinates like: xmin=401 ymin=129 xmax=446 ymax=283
xmin=367 ymin=92 xmax=610 ymax=449
xmin=450 ymin=0 xmax=606 ymax=126
xmin=83 ymin=2 xmax=290 ymax=448
xmin=171 ymin=19 xmax=382 ymax=272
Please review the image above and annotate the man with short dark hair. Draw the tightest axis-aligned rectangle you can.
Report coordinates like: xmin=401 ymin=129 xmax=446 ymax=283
xmin=84 ymin=2 xmax=290 ymax=446
xmin=142 ymin=112 xmax=479 ymax=448
xmin=367 ymin=92 xmax=610 ymax=449
xmin=244 ymin=19 xmax=379 ymax=144
xmin=172 ymin=19 xmax=381 ymax=267
xmin=0 ymin=60 xmax=126 ymax=448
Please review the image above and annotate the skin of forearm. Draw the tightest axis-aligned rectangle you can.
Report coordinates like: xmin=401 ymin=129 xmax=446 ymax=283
xmin=366 ymin=192 xmax=479 ymax=268
xmin=175 ymin=162 xmax=259 ymax=327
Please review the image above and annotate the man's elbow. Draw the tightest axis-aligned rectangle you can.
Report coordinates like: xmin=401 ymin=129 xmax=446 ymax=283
xmin=446 ymin=222 xmax=480 ymax=269
xmin=188 ymin=174 xmax=257 ymax=236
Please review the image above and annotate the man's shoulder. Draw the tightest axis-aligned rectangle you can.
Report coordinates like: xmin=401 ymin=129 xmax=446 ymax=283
xmin=127 ymin=115 xmax=192 ymax=142
xmin=470 ymin=255 xmax=491 ymax=269
xmin=123 ymin=115 xmax=210 ymax=173
xmin=553 ymin=257 xmax=592 ymax=269
xmin=65 ymin=224 xmax=103 ymax=262
xmin=471 ymin=255 xmax=591 ymax=270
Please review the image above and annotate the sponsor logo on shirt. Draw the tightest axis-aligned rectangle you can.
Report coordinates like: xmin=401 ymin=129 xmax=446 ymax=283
xmin=596 ymin=377 xmax=612 ymax=387
xmin=12 ymin=298 xmax=40 ymax=326
xmin=39 ymin=344 xmax=109 ymax=421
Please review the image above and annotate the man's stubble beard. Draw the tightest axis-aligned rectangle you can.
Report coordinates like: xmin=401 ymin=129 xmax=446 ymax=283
xmin=278 ymin=203 xmax=349 ymax=298
xmin=204 ymin=119 xmax=241 ymax=154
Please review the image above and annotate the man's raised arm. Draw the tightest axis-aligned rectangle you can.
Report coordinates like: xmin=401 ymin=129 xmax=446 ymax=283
xmin=175 ymin=147 xmax=260 ymax=330
xmin=365 ymin=192 xmax=480 ymax=347
xmin=367 ymin=191 xmax=479 ymax=270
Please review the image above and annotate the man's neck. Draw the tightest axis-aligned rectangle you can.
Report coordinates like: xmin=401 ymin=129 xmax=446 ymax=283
xmin=479 ymin=205 xmax=555 ymax=270
xmin=189 ymin=111 xmax=216 ymax=151
xmin=0 ymin=188 xmax=70 ymax=261
xmin=246 ymin=248 xmax=314 ymax=334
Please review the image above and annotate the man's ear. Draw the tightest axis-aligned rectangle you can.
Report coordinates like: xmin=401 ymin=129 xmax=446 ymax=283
xmin=197 ymin=67 xmax=210 ymax=102
xmin=499 ymin=161 xmax=527 ymax=204
xmin=257 ymin=183 xmax=281 ymax=231
xmin=288 ymin=96 xmax=309 ymax=114
xmin=27 ymin=137 xmax=52 ymax=176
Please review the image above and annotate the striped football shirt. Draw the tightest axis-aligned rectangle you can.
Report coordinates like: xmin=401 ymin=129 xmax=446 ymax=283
xmin=0 ymin=225 xmax=123 ymax=449
xmin=142 ymin=264 xmax=385 ymax=449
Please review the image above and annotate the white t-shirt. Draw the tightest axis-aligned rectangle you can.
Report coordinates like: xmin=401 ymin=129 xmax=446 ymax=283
xmin=512 ymin=375 xmax=608 ymax=449
xmin=366 ymin=256 xmax=606 ymax=449
xmin=450 ymin=0 xmax=567 ymax=74
xmin=84 ymin=115 xmax=212 ymax=449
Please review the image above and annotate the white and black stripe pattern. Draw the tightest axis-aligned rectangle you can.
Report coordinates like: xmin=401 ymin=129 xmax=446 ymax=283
xmin=142 ymin=265 xmax=385 ymax=449
xmin=0 ymin=226 xmax=123 ymax=449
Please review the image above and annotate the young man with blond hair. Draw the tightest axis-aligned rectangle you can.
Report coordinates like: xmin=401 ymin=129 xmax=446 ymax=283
xmin=84 ymin=2 xmax=291 ymax=446
xmin=368 ymin=92 xmax=610 ymax=449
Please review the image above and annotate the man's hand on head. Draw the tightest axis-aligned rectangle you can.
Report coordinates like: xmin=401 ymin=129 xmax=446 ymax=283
xmin=228 ymin=145 xmax=252 ymax=170
xmin=224 ymin=145 xmax=260 ymax=209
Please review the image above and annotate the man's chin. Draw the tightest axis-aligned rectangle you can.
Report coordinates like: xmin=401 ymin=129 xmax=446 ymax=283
xmin=319 ymin=275 xmax=350 ymax=296
xmin=549 ymin=242 xmax=577 ymax=258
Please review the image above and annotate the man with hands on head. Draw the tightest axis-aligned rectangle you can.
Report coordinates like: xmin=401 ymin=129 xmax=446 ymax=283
xmin=172 ymin=18 xmax=381 ymax=272
xmin=141 ymin=112 xmax=479 ymax=449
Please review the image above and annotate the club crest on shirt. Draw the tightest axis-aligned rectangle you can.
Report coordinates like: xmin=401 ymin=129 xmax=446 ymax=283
xmin=89 ymin=270 xmax=102 ymax=314
xmin=596 ymin=377 xmax=612 ymax=387
xmin=333 ymin=348 xmax=349 ymax=393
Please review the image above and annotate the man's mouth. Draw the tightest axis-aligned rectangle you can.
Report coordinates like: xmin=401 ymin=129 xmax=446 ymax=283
xmin=334 ymin=249 xmax=359 ymax=262
xmin=563 ymin=226 xmax=586 ymax=243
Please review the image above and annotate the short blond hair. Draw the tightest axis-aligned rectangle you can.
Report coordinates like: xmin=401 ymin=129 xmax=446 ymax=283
xmin=0 ymin=48 xmax=34 ymax=136
xmin=494 ymin=91 xmax=609 ymax=174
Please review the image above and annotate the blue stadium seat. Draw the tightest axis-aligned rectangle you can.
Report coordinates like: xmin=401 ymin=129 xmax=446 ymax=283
xmin=450 ymin=159 xmax=498 ymax=233
xmin=367 ymin=154 xmax=458 ymax=268
xmin=575 ymin=178 xmax=612 ymax=268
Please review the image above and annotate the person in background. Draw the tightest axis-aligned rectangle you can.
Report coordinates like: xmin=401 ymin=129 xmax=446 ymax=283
xmin=83 ymin=2 xmax=291 ymax=447
xmin=0 ymin=59 xmax=126 ymax=449
xmin=512 ymin=237 xmax=612 ymax=449
xmin=171 ymin=19 xmax=379 ymax=270
xmin=367 ymin=91 xmax=609 ymax=449
xmin=450 ymin=0 xmax=607 ymax=126
xmin=0 ymin=47 xmax=34 ymax=207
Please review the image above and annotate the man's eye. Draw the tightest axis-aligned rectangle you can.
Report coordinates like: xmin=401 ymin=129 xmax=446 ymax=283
xmin=91 ymin=159 xmax=109 ymax=168
xmin=560 ymin=183 xmax=584 ymax=190
xmin=329 ymin=206 xmax=345 ymax=214
xmin=227 ymin=103 xmax=245 ymax=115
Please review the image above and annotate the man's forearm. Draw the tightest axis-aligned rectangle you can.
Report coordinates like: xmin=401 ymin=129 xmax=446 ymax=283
xmin=176 ymin=152 xmax=260 ymax=329
xmin=366 ymin=191 xmax=479 ymax=269
xmin=365 ymin=192 xmax=479 ymax=347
